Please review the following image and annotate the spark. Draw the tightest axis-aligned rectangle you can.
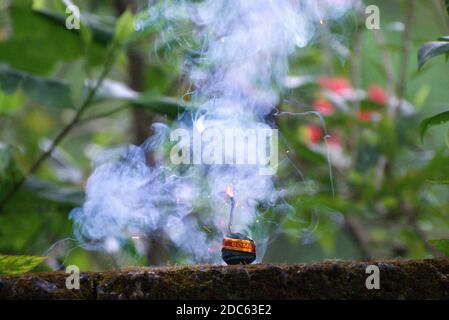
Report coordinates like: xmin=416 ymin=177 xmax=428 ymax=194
xmin=226 ymin=185 xmax=235 ymax=198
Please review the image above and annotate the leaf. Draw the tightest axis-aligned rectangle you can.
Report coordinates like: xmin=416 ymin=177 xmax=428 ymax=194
xmin=419 ymin=110 xmax=449 ymax=142
xmin=0 ymin=65 xmax=73 ymax=108
xmin=114 ymin=10 xmax=135 ymax=45
xmin=0 ymin=65 xmax=188 ymax=117
xmin=428 ymin=239 xmax=449 ymax=257
xmin=0 ymin=89 xmax=25 ymax=115
xmin=25 ymin=177 xmax=84 ymax=205
xmin=417 ymin=41 xmax=449 ymax=69
xmin=34 ymin=6 xmax=156 ymax=47
xmin=437 ymin=35 xmax=449 ymax=42
xmin=34 ymin=8 xmax=115 ymax=46
xmin=132 ymin=94 xmax=188 ymax=118
xmin=0 ymin=255 xmax=47 ymax=275
xmin=0 ymin=0 xmax=86 ymax=74
xmin=93 ymin=80 xmax=189 ymax=118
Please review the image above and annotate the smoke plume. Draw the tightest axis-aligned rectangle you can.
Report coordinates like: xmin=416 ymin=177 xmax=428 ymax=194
xmin=71 ymin=0 xmax=356 ymax=264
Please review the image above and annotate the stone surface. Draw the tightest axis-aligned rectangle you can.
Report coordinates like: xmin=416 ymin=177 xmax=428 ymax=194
xmin=1 ymin=259 xmax=449 ymax=300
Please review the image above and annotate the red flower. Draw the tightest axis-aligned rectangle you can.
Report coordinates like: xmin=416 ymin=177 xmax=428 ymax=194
xmin=304 ymin=125 xmax=323 ymax=144
xmin=318 ymin=76 xmax=352 ymax=96
xmin=357 ymin=111 xmax=374 ymax=122
xmin=368 ymin=85 xmax=388 ymax=105
xmin=313 ymin=98 xmax=335 ymax=116
xmin=327 ymin=135 xmax=341 ymax=148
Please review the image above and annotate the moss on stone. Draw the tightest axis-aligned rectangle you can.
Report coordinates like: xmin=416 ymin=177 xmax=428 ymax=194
xmin=1 ymin=259 xmax=449 ymax=299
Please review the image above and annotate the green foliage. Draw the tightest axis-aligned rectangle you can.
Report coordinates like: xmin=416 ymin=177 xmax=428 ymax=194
xmin=113 ymin=10 xmax=135 ymax=46
xmin=417 ymin=41 xmax=449 ymax=69
xmin=417 ymin=7 xmax=449 ymax=143
xmin=0 ymin=0 xmax=90 ymax=74
xmin=0 ymin=65 xmax=73 ymax=108
xmin=428 ymin=239 xmax=449 ymax=257
xmin=0 ymin=65 xmax=186 ymax=116
xmin=428 ymin=180 xmax=449 ymax=185
xmin=0 ymin=144 xmax=23 ymax=200
xmin=0 ymin=0 xmax=448 ymax=270
xmin=33 ymin=7 xmax=115 ymax=46
xmin=133 ymin=94 xmax=187 ymax=118
xmin=0 ymin=89 xmax=24 ymax=115
xmin=0 ymin=254 xmax=47 ymax=275
xmin=420 ymin=110 xmax=449 ymax=142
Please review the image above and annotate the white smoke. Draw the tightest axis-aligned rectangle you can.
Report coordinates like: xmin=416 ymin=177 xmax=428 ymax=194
xmin=71 ymin=0 xmax=357 ymax=264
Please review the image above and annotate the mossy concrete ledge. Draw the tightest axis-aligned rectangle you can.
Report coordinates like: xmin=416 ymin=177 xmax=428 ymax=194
xmin=1 ymin=259 xmax=449 ymax=300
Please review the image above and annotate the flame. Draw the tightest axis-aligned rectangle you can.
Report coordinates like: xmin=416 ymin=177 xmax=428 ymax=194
xmin=226 ymin=185 xmax=235 ymax=198
xmin=320 ymin=19 xmax=324 ymax=25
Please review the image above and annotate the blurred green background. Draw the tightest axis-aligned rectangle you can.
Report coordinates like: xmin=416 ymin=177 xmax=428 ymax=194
xmin=1 ymin=0 xmax=449 ymax=272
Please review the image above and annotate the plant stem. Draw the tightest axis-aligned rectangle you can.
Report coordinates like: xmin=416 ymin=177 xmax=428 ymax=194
xmin=78 ymin=105 xmax=128 ymax=125
xmin=432 ymin=0 xmax=449 ymax=32
xmin=345 ymin=8 xmax=374 ymax=260
xmin=402 ymin=203 xmax=442 ymax=258
xmin=0 ymin=46 xmax=117 ymax=214
xmin=345 ymin=216 xmax=373 ymax=260
xmin=396 ymin=0 xmax=416 ymax=118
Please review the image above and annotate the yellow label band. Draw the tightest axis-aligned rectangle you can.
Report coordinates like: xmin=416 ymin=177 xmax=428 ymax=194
xmin=222 ymin=237 xmax=256 ymax=253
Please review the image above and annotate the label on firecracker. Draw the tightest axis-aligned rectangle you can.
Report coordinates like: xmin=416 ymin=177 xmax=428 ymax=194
xmin=222 ymin=237 xmax=256 ymax=253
